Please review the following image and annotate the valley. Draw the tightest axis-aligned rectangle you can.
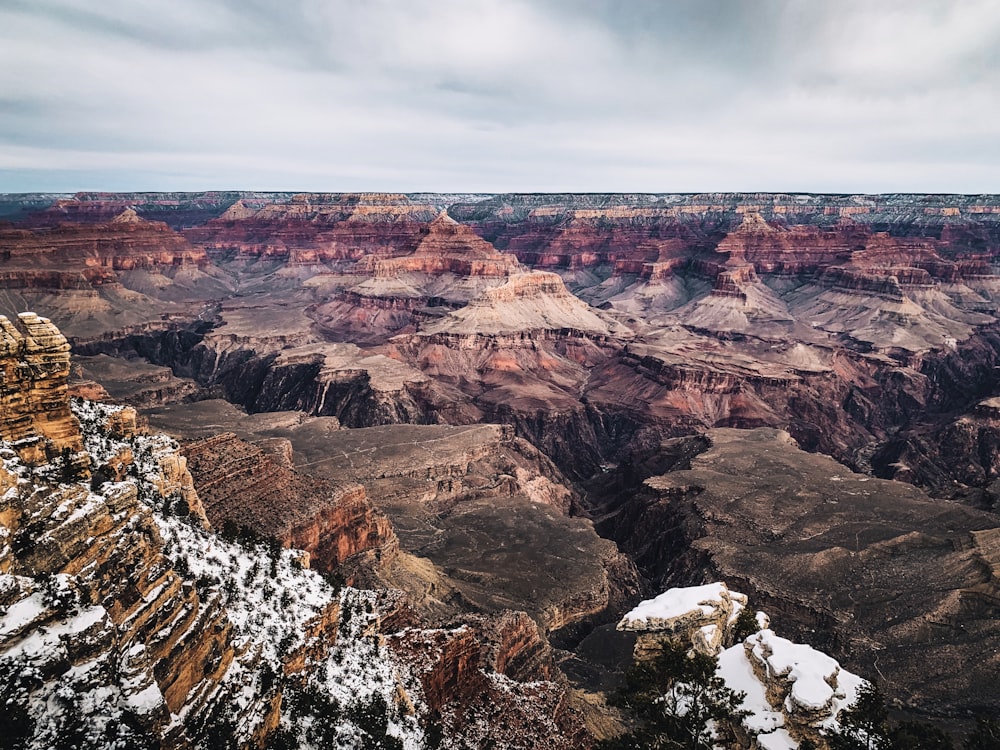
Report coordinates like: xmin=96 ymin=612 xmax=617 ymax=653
xmin=3 ymin=191 xmax=1000 ymax=746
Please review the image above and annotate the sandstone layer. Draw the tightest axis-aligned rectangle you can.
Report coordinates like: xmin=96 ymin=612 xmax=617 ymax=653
xmin=181 ymin=431 xmax=396 ymax=574
xmin=0 ymin=313 xmax=87 ymax=467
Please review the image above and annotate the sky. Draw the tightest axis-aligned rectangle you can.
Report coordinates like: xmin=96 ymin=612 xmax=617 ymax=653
xmin=1 ymin=0 xmax=998 ymax=194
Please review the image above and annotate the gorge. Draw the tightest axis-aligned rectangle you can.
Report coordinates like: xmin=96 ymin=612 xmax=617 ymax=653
xmin=3 ymin=191 xmax=1000 ymax=747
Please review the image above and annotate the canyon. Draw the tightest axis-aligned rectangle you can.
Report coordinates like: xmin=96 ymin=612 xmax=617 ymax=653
xmin=4 ymin=191 xmax=1000 ymax=745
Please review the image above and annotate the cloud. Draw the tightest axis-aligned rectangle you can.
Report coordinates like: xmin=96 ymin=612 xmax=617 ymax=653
xmin=0 ymin=0 xmax=997 ymax=192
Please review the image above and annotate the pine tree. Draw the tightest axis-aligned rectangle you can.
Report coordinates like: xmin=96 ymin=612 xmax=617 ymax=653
xmin=887 ymin=719 xmax=953 ymax=750
xmin=730 ymin=607 xmax=760 ymax=644
xmin=826 ymin=682 xmax=889 ymax=750
xmin=600 ymin=639 xmax=749 ymax=750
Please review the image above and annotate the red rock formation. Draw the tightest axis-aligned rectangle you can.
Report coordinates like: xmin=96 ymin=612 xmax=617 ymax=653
xmin=355 ymin=212 xmax=519 ymax=278
xmin=386 ymin=610 xmax=589 ymax=749
xmin=710 ymin=212 xmax=863 ymax=276
xmin=388 ymin=626 xmax=487 ymax=712
xmin=181 ymin=432 xmax=397 ymax=573
xmin=0 ymin=313 xmax=86 ymax=466
xmin=184 ymin=193 xmax=441 ymax=262
xmin=387 ymin=611 xmax=552 ymax=711
xmin=0 ymin=212 xmax=208 ymax=272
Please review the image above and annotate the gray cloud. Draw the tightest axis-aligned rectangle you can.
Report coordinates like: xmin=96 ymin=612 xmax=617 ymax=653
xmin=0 ymin=0 xmax=998 ymax=192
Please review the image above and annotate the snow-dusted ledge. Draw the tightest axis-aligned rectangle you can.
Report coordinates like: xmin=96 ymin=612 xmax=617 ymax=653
xmin=618 ymin=582 xmax=866 ymax=750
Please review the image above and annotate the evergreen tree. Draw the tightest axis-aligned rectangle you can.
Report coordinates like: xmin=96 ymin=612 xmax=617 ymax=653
xmin=887 ymin=720 xmax=954 ymax=750
xmin=600 ymin=639 xmax=748 ymax=750
xmin=0 ymin=657 xmax=36 ymax=750
xmin=730 ymin=607 xmax=760 ymax=644
xmin=827 ymin=682 xmax=889 ymax=750
xmin=827 ymin=681 xmax=960 ymax=750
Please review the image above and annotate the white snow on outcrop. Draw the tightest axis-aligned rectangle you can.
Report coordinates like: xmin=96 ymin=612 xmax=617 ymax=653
xmin=716 ymin=644 xmax=786 ymax=735
xmin=627 ymin=583 xmax=868 ymax=749
xmin=747 ymin=630 xmax=863 ymax=716
xmin=619 ymin=582 xmax=735 ymax=628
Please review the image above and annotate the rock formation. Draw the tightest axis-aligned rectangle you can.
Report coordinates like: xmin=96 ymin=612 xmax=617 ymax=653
xmin=0 ymin=313 xmax=87 ymax=469
xmin=46 ymin=190 xmax=1000 ymax=490
xmin=3 ymin=316 xmax=595 ymax=749
xmin=597 ymin=428 xmax=1000 ymax=717
xmin=0 ymin=328 xmax=245 ymax=744
xmin=181 ymin=431 xmax=396 ymax=573
xmin=8 ymin=191 xmax=1000 ymax=728
xmin=615 ymin=582 xmax=864 ymax=750
xmin=184 ymin=192 xmax=443 ymax=263
xmin=617 ymin=581 xmax=749 ymax=658
xmin=386 ymin=610 xmax=589 ymax=749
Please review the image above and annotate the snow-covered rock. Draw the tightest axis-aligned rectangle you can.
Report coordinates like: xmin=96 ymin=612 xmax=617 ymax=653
xmin=624 ymin=583 xmax=867 ymax=749
xmin=0 ymin=398 xmax=427 ymax=749
xmin=618 ymin=581 xmax=748 ymax=657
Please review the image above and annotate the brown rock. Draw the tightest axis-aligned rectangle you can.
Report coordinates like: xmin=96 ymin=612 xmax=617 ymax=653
xmin=0 ymin=312 xmax=87 ymax=467
xmin=182 ymin=432 xmax=397 ymax=573
xmin=611 ymin=427 xmax=1000 ymax=716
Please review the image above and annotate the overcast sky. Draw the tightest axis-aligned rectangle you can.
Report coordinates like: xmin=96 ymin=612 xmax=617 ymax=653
xmin=1 ymin=0 xmax=998 ymax=193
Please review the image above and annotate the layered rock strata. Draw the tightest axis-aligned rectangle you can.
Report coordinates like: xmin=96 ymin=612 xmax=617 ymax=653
xmin=181 ymin=432 xmax=397 ymax=573
xmin=0 ymin=313 xmax=87 ymax=468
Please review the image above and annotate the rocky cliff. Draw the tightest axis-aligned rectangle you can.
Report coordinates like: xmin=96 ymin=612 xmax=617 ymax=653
xmin=181 ymin=431 xmax=397 ymax=574
xmin=0 ymin=335 xmax=250 ymax=746
xmin=31 ymin=190 xmax=1000 ymax=494
xmin=0 ymin=313 xmax=87 ymax=469
xmin=184 ymin=192 xmax=443 ymax=263
xmin=1 ymin=315 xmax=602 ymax=749
xmin=8 ymin=191 xmax=1000 ymax=729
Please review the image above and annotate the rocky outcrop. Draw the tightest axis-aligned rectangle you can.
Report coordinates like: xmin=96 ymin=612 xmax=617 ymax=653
xmin=181 ymin=432 xmax=397 ymax=573
xmin=0 ymin=401 xmax=241 ymax=746
xmin=415 ymin=271 xmax=629 ymax=337
xmin=4 ymin=480 xmax=234 ymax=720
xmin=72 ymin=353 xmax=200 ymax=407
xmin=309 ymin=212 xmax=522 ymax=339
xmin=617 ymin=581 xmax=749 ymax=658
xmin=0 ymin=313 xmax=87 ymax=468
xmin=614 ymin=582 xmax=864 ymax=749
xmin=386 ymin=610 xmax=589 ymax=749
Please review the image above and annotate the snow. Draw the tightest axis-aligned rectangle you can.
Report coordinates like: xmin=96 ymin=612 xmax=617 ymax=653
xmin=637 ymin=584 xmax=870 ymax=750
xmin=124 ymin=683 xmax=165 ymax=715
xmin=3 ymin=399 xmax=433 ymax=749
xmin=59 ymin=604 xmax=107 ymax=633
xmin=620 ymin=582 xmax=733 ymax=627
xmin=751 ymin=630 xmax=842 ymax=711
xmin=0 ymin=589 xmax=48 ymax=637
xmin=717 ymin=644 xmax=786 ymax=735
xmin=757 ymin=728 xmax=798 ymax=750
